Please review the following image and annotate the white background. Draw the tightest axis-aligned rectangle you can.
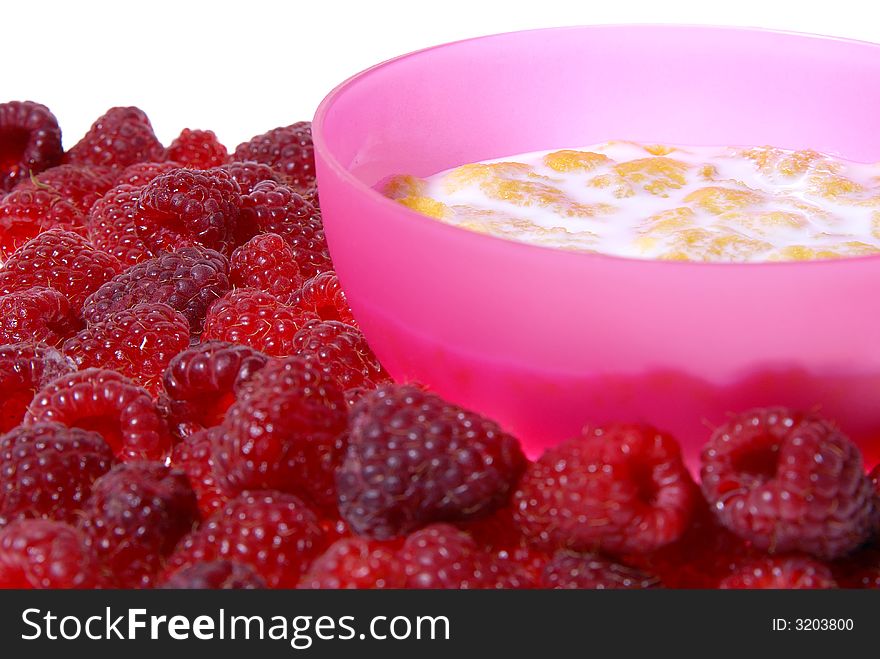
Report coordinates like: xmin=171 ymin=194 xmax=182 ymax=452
xmin=3 ymin=0 xmax=875 ymax=149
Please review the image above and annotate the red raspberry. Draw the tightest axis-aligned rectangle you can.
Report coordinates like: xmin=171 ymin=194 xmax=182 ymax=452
xmin=401 ymin=523 xmax=492 ymax=589
xmin=79 ymin=461 xmax=199 ymax=588
xmin=230 ymin=232 xmax=303 ymax=300
xmin=165 ymin=491 xmax=326 ymax=588
xmin=62 ymin=303 xmax=190 ymax=394
xmin=0 ymin=101 xmax=63 ymax=192
xmin=0 ymin=342 xmax=76 ymax=433
xmin=337 ymin=384 xmax=527 ymax=539
xmin=0 ymin=423 xmax=115 ymax=525
xmin=26 ymin=368 xmax=172 ymax=461
xmin=160 ymin=560 xmax=267 ymax=589
xmin=293 ymin=320 xmax=389 ymax=393
xmin=170 ymin=427 xmax=230 ymax=517
xmin=214 ymin=356 xmax=347 ymax=510
xmin=0 ymin=186 xmax=84 ymax=258
xmin=213 ymin=161 xmax=284 ymax=194
xmin=161 ymin=341 xmax=268 ymax=437
xmin=65 ymin=107 xmax=164 ymax=169
xmin=0 ymin=287 xmax=79 ymax=346
xmin=136 ymin=168 xmax=241 ymax=257
xmin=233 ymin=122 xmax=315 ymax=191
xmin=114 ymin=161 xmax=180 ymax=187
xmin=514 ymin=423 xmax=697 ymax=555
xmin=16 ymin=164 xmax=114 ymax=212
xmin=0 ymin=228 xmax=122 ymax=312
xmin=302 ymin=184 xmax=319 ymax=209
xmin=237 ymin=180 xmax=331 ymax=278
xmin=165 ymin=129 xmax=229 ymax=169
xmin=81 ymin=246 xmax=230 ymax=332
xmin=86 ymin=184 xmax=150 ymax=266
xmin=0 ymin=520 xmax=103 ymax=589
xmin=540 ymin=551 xmax=661 ymax=589
xmin=720 ymin=556 xmax=837 ymax=589
xmin=201 ymin=288 xmax=314 ymax=357
xmin=700 ymin=407 xmax=877 ymax=560
xmin=299 ymin=537 xmax=405 ymax=589
xmin=290 ymin=271 xmax=354 ymax=325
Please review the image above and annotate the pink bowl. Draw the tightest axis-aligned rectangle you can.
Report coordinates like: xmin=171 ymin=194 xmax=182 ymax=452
xmin=313 ymin=25 xmax=880 ymax=467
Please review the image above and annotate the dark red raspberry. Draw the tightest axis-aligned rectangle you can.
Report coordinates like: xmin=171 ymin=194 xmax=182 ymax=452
xmin=0 ymin=520 xmax=103 ymax=589
xmin=514 ymin=423 xmax=697 ymax=555
xmin=161 ymin=341 xmax=268 ymax=437
xmin=62 ymin=303 xmax=190 ymax=394
xmin=81 ymin=246 xmax=230 ymax=332
xmin=165 ymin=491 xmax=326 ymax=588
xmin=401 ymin=523 xmax=492 ymax=589
xmin=79 ymin=461 xmax=199 ymax=588
xmin=233 ymin=122 xmax=315 ymax=191
xmin=700 ymin=407 xmax=877 ymax=560
xmin=540 ymin=551 xmax=661 ymax=589
xmin=213 ymin=161 xmax=284 ymax=194
xmin=302 ymin=184 xmax=319 ymax=209
xmin=86 ymin=184 xmax=150 ymax=266
xmin=0 ymin=101 xmax=63 ymax=192
xmin=165 ymin=129 xmax=229 ymax=169
xmin=0 ymin=228 xmax=122 ymax=312
xmin=299 ymin=537 xmax=405 ymax=589
xmin=0 ymin=342 xmax=76 ymax=433
xmin=0 ymin=186 xmax=85 ymax=258
xmin=19 ymin=164 xmax=114 ymax=211
xmin=293 ymin=320 xmax=389 ymax=393
xmin=160 ymin=560 xmax=267 ymax=589
xmin=237 ymin=180 xmax=331 ymax=278
xmin=337 ymin=384 xmax=527 ymax=539
xmin=0 ymin=287 xmax=79 ymax=346
xmin=832 ymin=545 xmax=880 ymax=588
xmin=170 ymin=427 xmax=230 ymax=517
xmin=0 ymin=423 xmax=115 ymax=525
xmin=214 ymin=356 xmax=347 ymax=510
xmin=26 ymin=368 xmax=172 ymax=461
xmin=230 ymin=232 xmax=303 ymax=300
xmin=290 ymin=271 xmax=354 ymax=324
xmin=201 ymin=288 xmax=314 ymax=357
xmin=66 ymin=107 xmax=164 ymax=169
xmin=720 ymin=556 xmax=837 ymax=589
xmin=114 ymin=161 xmax=180 ymax=187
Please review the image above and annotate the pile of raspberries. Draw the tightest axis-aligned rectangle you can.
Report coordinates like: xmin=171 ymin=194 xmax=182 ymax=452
xmin=0 ymin=100 xmax=878 ymax=590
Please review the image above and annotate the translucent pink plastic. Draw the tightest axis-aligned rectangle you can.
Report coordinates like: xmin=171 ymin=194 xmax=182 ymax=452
xmin=313 ymin=25 xmax=880 ymax=467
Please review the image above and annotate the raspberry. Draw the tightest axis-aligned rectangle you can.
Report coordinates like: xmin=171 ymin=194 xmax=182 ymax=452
xmin=214 ymin=356 xmax=347 ymax=510
xmin=170 ymin=427 xmax=230 ymax=517
xmin=401 ymin=523 xmax=491 ymax=589
xmin=720 ymin=556 xmax=837 ymax=589
xmin=79 ymin=461 xmax=199 ymax=588
xmin=871 ymin=463 xmax=879 ymax=496
xmin=165 ymin=129 xmax=229 ymax=169
xmin=86 ymin=183 xmax=150 ymax=266
xmin=0 ymin=228 xmax=122 ymax=312
xmin=337 ymin=384 xmax=527 ymax=539
xmin=700 ymin=407 xmax=877 ymax=560
xmin=514 ymin=423 xmax=697 ymax=555
xmin=302 ymin=184 xmax=319 ymax=209
xmin=293 ymin=320 xmax=389 ymax=393
xmin=237 ymin=180 xmax=331 ymax=278
xmin=0 ymin=186 xmax=84 ymax=258
xmin=114 ymin=161 xmax=180 ymax=187
xmin=0 ymin=342 xmax=76 ymax=433
xmin=832 ymin=546 xmax=880 ymax=588
xmin=299 ymin=537 xmax=405 ymax=589
xmin=0 ymin=101 xmax=63 ymax=192
xmin=165 ymin=491 xmax=326 ymax=588
xmin=0 ymin=520 xmax=103 ymax=589
xmin=160 ymin=560 xmax=267 ymax=589
xmin=65 ymin=107 xmax=164 ymax=169
xmin=161 ymin=341 xmax=268 ymax=437
xmin=0 ymin=423 xmax=115 ymax=525
xmin=62 ymin=303 xmax=190 ymax=393
xmin=0 ymin=287 xmax=79 ymax=346
xmin=201 ymin=288 xmax=314 ymax=357
xmin=540 ymin=551 xmax=661 ymax=589
xmin=230 ymin=232 xmax=303 ymax=300
xmin=16 ymin=164 xmax=114 ymax=212
xmin=290 ymin=271 xmax=355 ymax=324
xmin=213 ymin=161 xmax=284 ymax=194
xmin=26 ymin=368 xmax=172 ymax=461
xmin=82 ymin=246 xmax=230 ymax=332
xmin=233 ymin=122 xmax=315 ymax=191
